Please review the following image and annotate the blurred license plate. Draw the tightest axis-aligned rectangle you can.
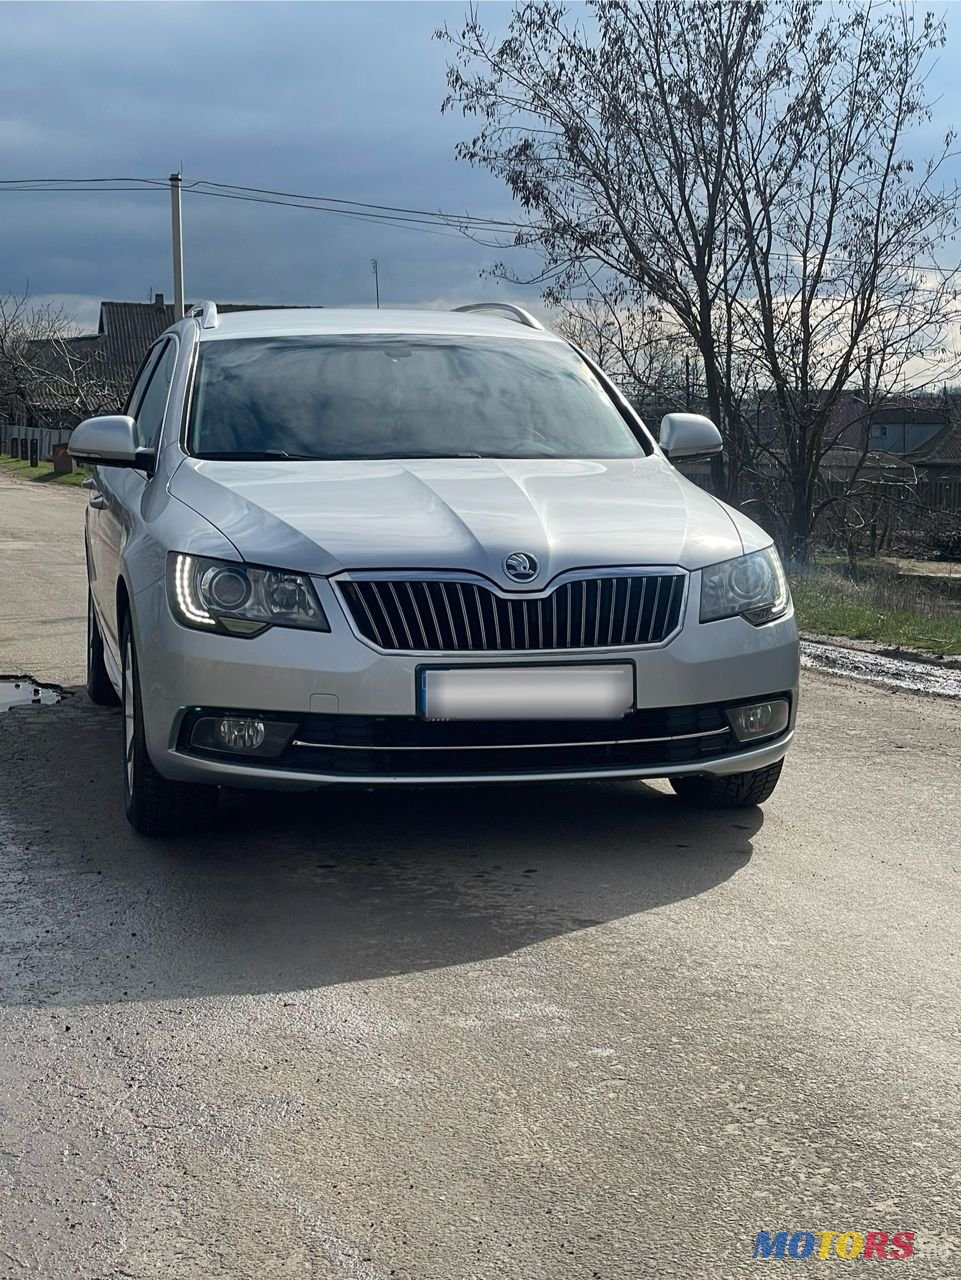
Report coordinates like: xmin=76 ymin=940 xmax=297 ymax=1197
xmin=418 ymin=664 xmax=634 ymax=721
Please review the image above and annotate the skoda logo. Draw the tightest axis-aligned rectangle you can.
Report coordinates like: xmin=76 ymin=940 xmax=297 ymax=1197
xmin=504 ymin=552 xmax=540 ymax=582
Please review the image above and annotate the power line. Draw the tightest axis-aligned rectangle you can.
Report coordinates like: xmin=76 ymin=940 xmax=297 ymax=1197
xmin=177 ymin=187 xmax=513 ymax=245
xmin=2 ymin=175 xmax=954 ymax=271
xmin=0 ymin=174 xmax=529 ymax=238
xmin=187 ymin=178 xmax=528 ymax=229
xmin=0 ymin=177 xmax=169 ymax=189
xmin=0 ymin=185 xmax=169 ymax=194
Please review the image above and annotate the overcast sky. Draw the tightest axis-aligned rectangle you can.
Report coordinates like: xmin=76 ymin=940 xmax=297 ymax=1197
xmin=0 ymin=1 xmax=537 ymax=329
xmin=2 ymin=1 xmax=959 ymax=332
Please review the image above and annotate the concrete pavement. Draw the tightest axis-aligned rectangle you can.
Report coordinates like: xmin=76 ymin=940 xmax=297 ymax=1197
xmin=0 ymin=472 xmax=958 ymax=1277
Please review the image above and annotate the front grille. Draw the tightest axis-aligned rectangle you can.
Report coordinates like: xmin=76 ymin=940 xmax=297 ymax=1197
xmin=338 ymin=573 xmax=686 ymax=652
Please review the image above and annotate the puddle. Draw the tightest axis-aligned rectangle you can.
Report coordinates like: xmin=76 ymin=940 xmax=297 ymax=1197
xmin=801 ymin=641 xmax=961 ymax=699
xmin=0 ymin=679 xmax=62 ymax=712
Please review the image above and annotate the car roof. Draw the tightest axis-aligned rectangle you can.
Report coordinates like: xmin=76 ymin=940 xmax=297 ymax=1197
xmin=191 ymin=307 xmax=565 ymax=343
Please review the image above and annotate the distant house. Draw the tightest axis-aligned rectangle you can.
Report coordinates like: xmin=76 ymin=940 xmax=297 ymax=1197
xmin=829 ymin=392 xmax=961 ymax=483
xmin=1 ymin=294 xmax=318 ymax=453
xmin=626 ymin=387 xmax=961 ymax=498
xmin=867 ymin=402 xmax=945 ymax=455
xmin=94 ymin=293 xmax=318 ymax=387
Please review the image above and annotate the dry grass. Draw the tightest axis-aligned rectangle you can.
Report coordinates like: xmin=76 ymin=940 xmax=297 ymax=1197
xmin=789 ymin=562 xmax=961 ymax=655
xmin=0 ymin=453 xmax=88 ymax=486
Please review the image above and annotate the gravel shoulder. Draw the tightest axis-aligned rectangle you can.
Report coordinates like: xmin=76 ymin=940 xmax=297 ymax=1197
xmin=0 ymin=473 xmax=87 ymax=683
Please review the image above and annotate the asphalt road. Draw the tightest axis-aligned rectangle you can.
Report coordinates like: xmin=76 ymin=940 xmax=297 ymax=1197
xmin=0 ymin=472 xmax=959 ymax=1278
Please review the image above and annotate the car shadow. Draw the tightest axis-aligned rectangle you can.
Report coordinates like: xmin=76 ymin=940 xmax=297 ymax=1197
xmin=0 ymin=690 xmax=763 ymax=1007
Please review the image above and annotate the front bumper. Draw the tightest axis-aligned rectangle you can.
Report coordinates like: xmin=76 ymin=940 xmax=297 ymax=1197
xmin=132 ymin=576 xmax=800 ymax=789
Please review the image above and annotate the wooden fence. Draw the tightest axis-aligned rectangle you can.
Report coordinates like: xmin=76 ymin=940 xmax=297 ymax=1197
xmin=677 ymin=461 xmax=961 ymax=516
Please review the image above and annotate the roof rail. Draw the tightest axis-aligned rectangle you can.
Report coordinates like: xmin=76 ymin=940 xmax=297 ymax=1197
xmin=187 ymin=300 xmax=219 ymax=330
xmin=452 ymin=302 xmax=545 ymax=331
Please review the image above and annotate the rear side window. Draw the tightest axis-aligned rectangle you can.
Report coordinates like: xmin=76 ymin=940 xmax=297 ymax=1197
xmin=187 ymin=335 xmax=647 ymax=460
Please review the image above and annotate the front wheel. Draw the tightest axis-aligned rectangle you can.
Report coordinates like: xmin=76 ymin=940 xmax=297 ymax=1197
xmin=121 ymin=617 xmax=218 ymax=837
xmin=669 ymin=759 xmax=784 ymax=809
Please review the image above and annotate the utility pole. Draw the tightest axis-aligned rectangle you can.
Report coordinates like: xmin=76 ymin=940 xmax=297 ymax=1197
xmin=371 ymin=258 xmax=380 ymax=309
xmin=169 ymin=173 xmax=185 ymax=320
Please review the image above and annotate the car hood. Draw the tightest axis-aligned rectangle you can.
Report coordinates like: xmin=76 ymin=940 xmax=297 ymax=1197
xmin=168 ymin=455 xmax=747 ymax=585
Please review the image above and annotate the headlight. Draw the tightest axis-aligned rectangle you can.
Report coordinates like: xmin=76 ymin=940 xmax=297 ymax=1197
xmin=167 ymin=553 xmax=330 ymax=636
xmin=699 ymin=546 xmax=790 ymax=625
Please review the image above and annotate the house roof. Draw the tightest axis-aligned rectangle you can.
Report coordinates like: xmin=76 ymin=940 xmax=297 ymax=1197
xmin=907 ymin=418 xmax=961 ymax=467
xmin=97 ymin=298 xmax=315 ymax=378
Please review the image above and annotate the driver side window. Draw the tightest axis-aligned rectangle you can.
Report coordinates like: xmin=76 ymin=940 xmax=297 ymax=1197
xmin=124 ymin=344 xmax=162 ymax=420
xmin=130 ymin=339 xmax=177 ymax=451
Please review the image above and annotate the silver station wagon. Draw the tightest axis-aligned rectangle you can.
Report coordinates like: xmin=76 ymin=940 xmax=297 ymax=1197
xmin=69 ymin=302 xmax=799 ymax=835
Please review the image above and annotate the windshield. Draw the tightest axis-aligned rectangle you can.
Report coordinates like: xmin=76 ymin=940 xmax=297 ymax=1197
xmin=187 ymin=335 xmax=647 ymax=460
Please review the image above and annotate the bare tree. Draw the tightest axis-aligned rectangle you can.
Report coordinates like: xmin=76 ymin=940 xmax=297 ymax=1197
xmin=549 ymin=292 xmax=689 ymax=405
xmin=0 ymin=290 xmax=123 ymax=438
xmin=0 ymin=291 xmax=67 ymax=428
xmin=438 ymin=0 xmax=961 ymax=555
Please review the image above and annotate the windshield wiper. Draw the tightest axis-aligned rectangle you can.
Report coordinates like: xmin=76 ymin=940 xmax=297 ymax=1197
xmin=370 ymin=451 xmax=487 ymax=459
xmin=195 ymin=449 xmax=490 ymax=461
xmin=194 ymin=450 xmax=317 ymax=461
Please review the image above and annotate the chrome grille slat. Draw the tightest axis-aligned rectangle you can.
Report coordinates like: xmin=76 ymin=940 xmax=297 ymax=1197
xmin=339 ymin=572 xmax=685 ymax=653
xmin=667 ymin=576 xmax=681 ymax=637
xmin=490 ymin=592 xmax=502 ymax=650
xmin=437 ymin=581 xmax=458 ymax=648
xmin=419 ymin=582 xmax=445 ymax=648
xmin=347 ymin=583 xmax=386 ymax=648
xmin=369 ymin=582 xmax=400 ymax=649
xmin=455 ymin=582 xmax=473 ymax=648
xmin=633 ymin=578 xmax=647 ymax=645
xmin=608 ymin=579 xmax=620 ymax=647
xmin=404 ymin=582 xmax=429 ymax=649
xmin=647 ymin=576 xmax=663 ymax=643
xmin=472 ymin=584 xmax=488 ymax=650
xmin=620 ymin=579 xmax=633 ymax=646
xmin=386 ymin=581 xmax=414 ymax=648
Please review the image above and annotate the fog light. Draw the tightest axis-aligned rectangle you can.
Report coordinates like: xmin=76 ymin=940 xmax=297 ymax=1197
xmin=727 ymin=699 xmax=789 ymax=743
xmin=218 ymin=717 xmax=265 ymax=750
xmin=188 ymin=714 xmax=298 ymax=758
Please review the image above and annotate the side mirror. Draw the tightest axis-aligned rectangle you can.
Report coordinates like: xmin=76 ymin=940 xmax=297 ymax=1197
xmin=68 ymin=415 xmax=155 ymax=473
xmin=659 ymin=413 xmax=723 ymax=460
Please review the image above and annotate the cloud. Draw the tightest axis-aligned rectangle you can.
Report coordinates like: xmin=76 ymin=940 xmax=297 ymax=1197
xmin=0 ymin=2 xmax=539 ymax=309
xmin=29 ymin=294 xmax=103 ymax=333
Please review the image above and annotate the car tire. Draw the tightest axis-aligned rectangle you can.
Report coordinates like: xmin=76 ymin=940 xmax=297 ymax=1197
xmin=669 ymin=758 xmax=784 ymax=809
xmin=86 ymin=590 xmax=119 ymax=706
xmin=121 ymin=616 xmax=218 ymax=837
